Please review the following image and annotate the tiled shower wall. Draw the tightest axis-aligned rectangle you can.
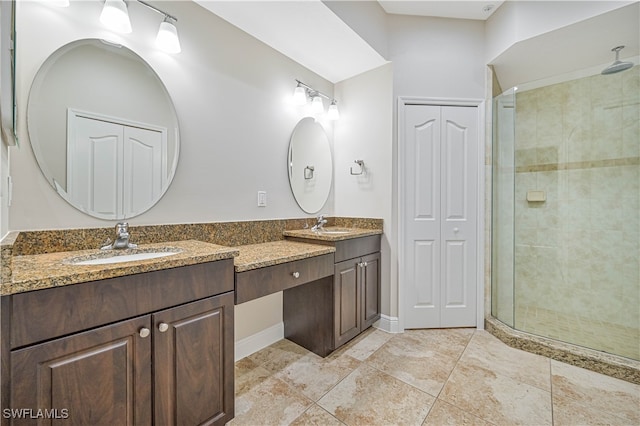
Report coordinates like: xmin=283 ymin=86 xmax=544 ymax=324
xmin=513 ymin=66 xmax=639 ymax=358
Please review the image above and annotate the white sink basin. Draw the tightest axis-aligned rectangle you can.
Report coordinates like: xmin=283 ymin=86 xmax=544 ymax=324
xmin=70 ymin=250 xmax=181 ymax=266
xmin=316 ymin=228 xmax=352 ymax=235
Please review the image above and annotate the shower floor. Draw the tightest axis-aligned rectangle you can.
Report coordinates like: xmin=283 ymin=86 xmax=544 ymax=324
xmin=515 ymin=304 xmax=639 ymax=361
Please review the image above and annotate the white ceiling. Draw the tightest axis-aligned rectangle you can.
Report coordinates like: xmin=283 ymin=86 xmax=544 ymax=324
xmin=194 ymin=1 xmax=638 ymax=87
xmin=194 ymin=0 xmax=504 ymax=83
xmin=378 ymin=0 xmax=504 ymax=20
xmin=491 ymin=2 xmax=640 ymax=90
xmin=194 ymin=0 xmax=388 ymax=83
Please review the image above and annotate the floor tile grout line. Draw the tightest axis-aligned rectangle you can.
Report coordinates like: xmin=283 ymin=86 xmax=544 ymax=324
xmin=433 ymin=330 xmax=476 ymax=400
xmin=304 ymin=332 xmax=398 ymax=426
xmin=356 ymin=333 xmax=438 ymax=425
xmin=310 ymin=330 xmax=391 ymax=404
xmin=359 ymin=330 xmax=482 ymax=425
xmin=431 ymin=330 xmax=506 ymax=426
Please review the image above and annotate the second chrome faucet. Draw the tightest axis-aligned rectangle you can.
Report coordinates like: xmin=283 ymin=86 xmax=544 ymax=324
xmin=311 ymin=215 xmax=328 ymax=232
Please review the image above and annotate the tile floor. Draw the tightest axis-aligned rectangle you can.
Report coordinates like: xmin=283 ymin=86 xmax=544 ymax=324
xmin=230 ymin=328 xmax=640 ymax=426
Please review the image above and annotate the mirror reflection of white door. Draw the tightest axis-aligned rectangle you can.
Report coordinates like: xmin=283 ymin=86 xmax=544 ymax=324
xmin=123 ymin=126 xmax=164 ymax=217
xmin=67 ymin=111 xmax=166 ymax=219
xmin=403 ymin=104 xmax=478 ymax=329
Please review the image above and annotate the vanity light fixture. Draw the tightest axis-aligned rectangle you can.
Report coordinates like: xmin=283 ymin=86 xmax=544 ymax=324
xmin=100 ymin=0 xmax=132 ymax=34
xmin=293 ymin=79 xmax=340 ymax=120
xmin=99 ymin=0 xmax=181 ymax=53
xmin=137 ymin=0 xmax=181 ymax=54
xmin=293 ymin=83 xmax=308 ymax=106
xmin=156 ymin=16 xmax=181 ymax=54
xmin=327 ymin=100 xmax=340 ymax=121
xmin=311 ymin=94 xmax=324 ymax=114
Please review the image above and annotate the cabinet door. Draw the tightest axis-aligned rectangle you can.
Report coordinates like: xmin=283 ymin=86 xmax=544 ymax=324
xmin=361 ymin=252 xmax=381 ymax=330
xmin=153 ymin=293 xmax=234 ymax=426
xmin=11 ymin=316 xmax=152 ymax=425
xmin=334 ymin=259 xmax=361 ymax=348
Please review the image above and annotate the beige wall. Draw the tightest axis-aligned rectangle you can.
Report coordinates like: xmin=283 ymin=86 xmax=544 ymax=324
xmin=334 ymin=63 xmax=393 ymax=320
xmin=11 ymin=0 xmax=338 ymax=345
xmin=11 ymin=0 xmax=335 ymax=231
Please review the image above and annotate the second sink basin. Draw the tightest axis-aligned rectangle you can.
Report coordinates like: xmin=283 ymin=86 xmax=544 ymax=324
xmin=68 ymin=248 xmax=182 ymax=266
xmin=316 ymin=228 xmax=352 ymax=235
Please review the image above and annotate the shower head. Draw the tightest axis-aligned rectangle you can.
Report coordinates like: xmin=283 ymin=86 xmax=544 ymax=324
xmin=601 ymin=46 xmax=634 ymax=75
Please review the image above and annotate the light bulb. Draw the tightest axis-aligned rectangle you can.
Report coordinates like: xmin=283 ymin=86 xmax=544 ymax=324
xmin=327 ymin=101 xmax=340 ymax=120
xmin=156 ymin=17 xmax=181 ymax=54
xmin=311 ymin=95 xmax=324 ymax=114
xmin=100 ymin=0 xmax=132 ymax=34
xmin=293 ymin=86 xmax=307 ymax=105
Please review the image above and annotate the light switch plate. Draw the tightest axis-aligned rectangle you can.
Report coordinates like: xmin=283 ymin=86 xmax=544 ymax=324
xmin=257 ymin=191 xmax=267 ymax=207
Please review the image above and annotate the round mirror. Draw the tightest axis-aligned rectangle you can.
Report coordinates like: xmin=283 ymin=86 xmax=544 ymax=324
xmin=27 ymin=39 xmax=179 ymax=220
xmin=288 ymin=117 xmax=332 ymax=213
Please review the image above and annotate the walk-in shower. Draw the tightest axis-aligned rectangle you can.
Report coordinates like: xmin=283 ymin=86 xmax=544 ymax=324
xmin=491 ymin=63 xmax=639 ymax=362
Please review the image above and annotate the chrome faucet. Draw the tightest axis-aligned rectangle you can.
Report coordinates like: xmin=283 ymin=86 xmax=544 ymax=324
xmin=101 ymin=222 xmax=138 ymax=250
xmin=311 ymin=215 xmax=328 ymax=232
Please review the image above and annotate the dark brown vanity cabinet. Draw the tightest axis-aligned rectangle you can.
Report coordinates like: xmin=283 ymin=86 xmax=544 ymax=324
xmin=2 ymin=260 xmax=235 ymax=426
xmin=334 ymin=251 xmax=381 ymax=348
xmin=10 ymin=315 xmax=154 ymax=425
xmin=284 ymin=235 xmax=381 ymax=356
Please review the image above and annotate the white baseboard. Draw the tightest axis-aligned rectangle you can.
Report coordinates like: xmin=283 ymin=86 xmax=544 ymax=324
xmin=374 ymin=314 xmax=401 ymax=334
xmin=234 ymin=322 xmax=284 ymax=361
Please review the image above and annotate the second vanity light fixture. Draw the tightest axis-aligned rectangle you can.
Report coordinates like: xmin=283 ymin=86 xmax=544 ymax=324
xmin=293 ymin=79 xmax=340 ymax=120
xmin=99 ymin=0 xmax=181 ymax=54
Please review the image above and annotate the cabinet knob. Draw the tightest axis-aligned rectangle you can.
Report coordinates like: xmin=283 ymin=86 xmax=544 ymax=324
xmin=139 ymin=327 xmax=150 ymax=338
xmin=292 ymin=271 xmax=300 ymax=278
xmin=363 ymin=262 xmax=368 ymax=267
xmin=454 ymin=227 xmax=459 ymax=233
xmin=158 ymin=323 xmax=169 ymax=333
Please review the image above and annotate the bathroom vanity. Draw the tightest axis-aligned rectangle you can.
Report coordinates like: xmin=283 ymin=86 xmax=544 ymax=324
xmin=282 ymin=230 xmax=381 ymax=356
xmin=0 ymin=219 xmax=383 ymax=425
xmin=233 ymin=229 xmax=382 ymax=357
xmin=1 ymin=240 xmax=238 ymax=426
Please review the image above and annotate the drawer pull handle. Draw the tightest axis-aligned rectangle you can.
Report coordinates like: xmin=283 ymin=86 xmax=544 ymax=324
xmin=292 ymin=272 xmax=300 ymax=278
xmin=139 ymin=327 xmax=151 ymax=338
xmin=158 ymin=323 xmax=169 ymax=333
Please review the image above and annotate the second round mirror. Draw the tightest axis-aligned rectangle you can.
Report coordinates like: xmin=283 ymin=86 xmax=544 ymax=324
xmin=288 ymin=118 xmax=332 ymax=214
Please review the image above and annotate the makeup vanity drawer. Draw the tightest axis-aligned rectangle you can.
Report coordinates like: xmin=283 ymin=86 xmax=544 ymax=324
xmin=235 ymin=253 xmax=334 ymax=304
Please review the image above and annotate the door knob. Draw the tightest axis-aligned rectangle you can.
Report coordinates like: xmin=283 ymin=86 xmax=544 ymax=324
xmin=158 ymin=323 xmax=169 ymax=333
xmin=139 ymin=327 xmax=150 ymax=338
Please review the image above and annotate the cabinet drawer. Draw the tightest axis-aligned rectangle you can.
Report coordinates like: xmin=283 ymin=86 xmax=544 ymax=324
xmin=10 ymin=259 xmax=234 ymax=349
xmin=235 ymin=254 xmax=334 ymax=304
xmin=334 ymin=235 xmax=381 ymax=263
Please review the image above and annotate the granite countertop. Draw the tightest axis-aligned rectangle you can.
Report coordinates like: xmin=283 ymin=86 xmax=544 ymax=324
xmin=3 ymin=240 xmax=239 ymax=296
xmin=234 ymin=240 xmax=336 ymax=272
xmin=283 ymin=227 xmax=383 ymax=242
